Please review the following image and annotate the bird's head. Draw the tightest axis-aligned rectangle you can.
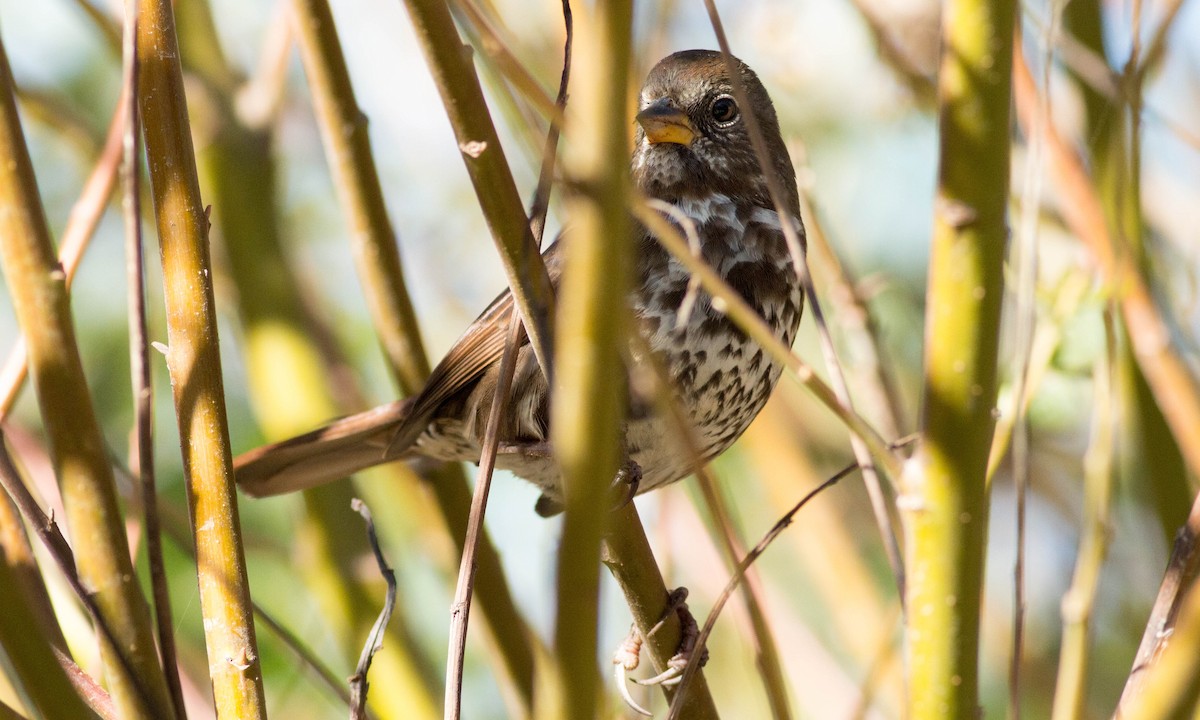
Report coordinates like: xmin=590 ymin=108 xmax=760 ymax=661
xmin=632 ymin=49 xmax=797 ymax=213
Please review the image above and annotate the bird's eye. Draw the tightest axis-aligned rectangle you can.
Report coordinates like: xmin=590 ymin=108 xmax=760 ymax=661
xmin=710 ymin=96 xmax=739 ymax=125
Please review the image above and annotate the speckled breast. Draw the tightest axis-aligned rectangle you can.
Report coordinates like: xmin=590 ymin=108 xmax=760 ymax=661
xmin=627 ymin=194 xmax=804 ymax=492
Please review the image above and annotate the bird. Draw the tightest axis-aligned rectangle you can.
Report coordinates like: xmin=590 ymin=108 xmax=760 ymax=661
xmin=233 ymin=49 xmax=805 ymax=514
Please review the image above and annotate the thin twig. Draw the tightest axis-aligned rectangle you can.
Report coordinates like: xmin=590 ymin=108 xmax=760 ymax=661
xmin=120 ymin=5 xmax=185 ymax=717
xmin=700 ymin=0 xmax=906 ymax=603
xmin=0 ymin=99 xmax=124 ymax=421
xmin=443 ymin=7 xmax=570 ymax=716
xmin=666 ymin=462 xmax=858 ymax=720
xmin=400 ymin=0 xmax=557 ymax=384
xmin=1136 ymin=0 xmax=1185 ymax=76
xmin=235 ymin=0 xmax=292 ymax=130
xmin=841 ymin=0 xmax=936 ymax=104
xmin=527 ymin=0 xmax=572 ymax=244
xmin=349 ymin=499 xmax=398 ymax=720
xmin=444 ymin=310 xmax=521 ymax=720
xmin=1009 ymin=42 xmax=1200 ymax=711
xmin=632 ymin=202 xmax=901 ymax=480
xmin=796 ymin=177 xmax=906 ymax=441
xmin=121 ymin=465 xmax=354 ymax=707
xmin=54 ymin=647 xmax=118 ymax=720
xmin=0 ymin=25 xmax=172 ymax=716
xmin=627 ymin=331 xmax=787 ymax=716
xmin=0 ymin=433 xmax=151 ymax=713
xmin=447 ymin=0 xmax=560 ymax=124
xmin=69 ymin=0 xmax=122 ymax=53
xmin=1049 ymin=309 xmax=1117 ymax=720
xmin=136 ymin=0 xmax=267 ymax=713
xmin=290 ymin=0 xmax=536 ymax=708
xmin=1009 ymin=9 xmax=1060 ymax=715
xmin=1029 ymin=10 xmax=1200 ymax=154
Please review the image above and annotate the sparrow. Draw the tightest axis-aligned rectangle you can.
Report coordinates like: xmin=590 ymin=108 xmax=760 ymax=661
xmin=233 ymin=49 xmax=805 ymax=514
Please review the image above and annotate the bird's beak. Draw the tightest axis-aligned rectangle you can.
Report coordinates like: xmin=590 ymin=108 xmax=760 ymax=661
xmin=636 ymin=99 xmax=696 ymax=146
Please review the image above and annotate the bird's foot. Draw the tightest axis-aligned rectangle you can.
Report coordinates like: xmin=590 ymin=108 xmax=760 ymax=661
xmin=609 ymin=458 xmax=643 ymax=511
xmin=613 ymin=626 xmax=652 ymax=716
xmin=613 ymin=587 xmax=708 ymax=715
xmin=533 ymin=457 xmax=642 ymax=518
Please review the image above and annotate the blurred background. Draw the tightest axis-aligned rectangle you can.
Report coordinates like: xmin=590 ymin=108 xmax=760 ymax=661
xmin=0 ymin=0 xmax=1197 ymax=717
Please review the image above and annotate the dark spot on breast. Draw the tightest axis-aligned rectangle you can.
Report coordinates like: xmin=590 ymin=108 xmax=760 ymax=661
xmin=726 ymin=261 xmax=793 ymax=307
xmin=747 ymin=349 xmax=763 ymax=372
xmin=697 ymin=314 xmax=746 ymax=342
xmin=657 ymin=285 xmax=688 ymax=310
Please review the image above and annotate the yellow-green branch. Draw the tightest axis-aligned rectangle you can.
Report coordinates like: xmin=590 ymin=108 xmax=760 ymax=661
xmin=549 ymin=2 xmax=634 ymax=716
xmin=136 ymin=1 xmax=266 ymax=716
xmin=902 ymin=0 xmax=1016 ymax=713
xmin=398 ymin=0 xmax=556 ymax=381
xmin=0 ymin=27 xmax=172 ymax=720
xmin=289 ymin=0 xmax=538 ymax=712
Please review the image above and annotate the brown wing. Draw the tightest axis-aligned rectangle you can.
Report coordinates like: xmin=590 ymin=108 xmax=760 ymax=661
xmin=234 ymin=239 xmax=564 ymax=496
xmin=388 ymin=239 xmax=564 ymax=449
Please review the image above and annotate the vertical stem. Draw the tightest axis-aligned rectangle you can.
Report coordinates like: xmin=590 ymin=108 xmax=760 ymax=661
xmin=398 ymin=0 xmax=556 ymax=381
xmin=0 ymin=25 xmax=172 ymax=720
xmin=288 ymin=0 xmax=537 ymax=712
xmin=288 ymin=0 xmax=430 ymax=394
xmin=1049 ymin=311 xmax=1116 ymax=720
xmin=550 ymin=1 xmax=633 ymax=716
xmin=135 ymin=1 xmax=267 ymax=716
xmin=903 ymin=0 xmax=1015 ymax=713
xmin=122 ymin=4 xmax=187 ymax=716
xmin=603 ymin=504 xmax=720 ymax=720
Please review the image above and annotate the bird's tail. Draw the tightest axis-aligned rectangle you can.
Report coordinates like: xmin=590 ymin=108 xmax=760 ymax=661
xmin=233 ymin=398 xmax=416 ymax=497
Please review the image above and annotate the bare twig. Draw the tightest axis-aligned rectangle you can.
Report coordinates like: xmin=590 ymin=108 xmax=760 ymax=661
xmin=444 ymin=312 xmax=521 ymax=720
xmin=235 ymin=0 xmax=293 ymax=130
xmin=400 ymin=0 xmax=556 ymax=383
xmin=0 ymin=25 xmax=172 ymax=717
xmin=632 ymin=202 xmax=901 ymax=479
xmin=1049 ymin=310 xmax=1117 ymax=720
xmin=120 ymin=5 xmax=184 ymax=717
xmin=701 ymin=0 xmax=906 ymax=602
xmin=1135 ymin=0 xmax=1185 ymax=79
xmin=1009 ymin=9 xmax=1061 ymax=714
xmin=290 ymin=0 xmax=536 ymax=708
xmin=627 ymin=330 xmax=786 ymax=716
xmin=349 ymin=499 xmax=398 ymax=720
xmin=1008 ymin=42 xmax=1200 ymax=711
xmin=0 ymin=98 xmax=124 ymax=421
xmin=666 ymin=462 xmax=858 ymax=720
xmin=796 ymin=177 xmax=906 ymax=441
xmin=0 ymin=433 xmax=149 ymax=715
xmin=121 ymin=465 xmax=354 ymax=707
xmin=447 ymin=0 xmax=560 ymax=124
xmin=69 ymin=0 xmax=122 ymax=53
xmin=841 ymin=0 xmax=937 ymax=104
xmin=444 ymin=6 xmax=572 ymax=717
xmin=136 ymin=0 xmax=267 ymax=713
xmin=54 ymin=647 xmax=118 ymax=720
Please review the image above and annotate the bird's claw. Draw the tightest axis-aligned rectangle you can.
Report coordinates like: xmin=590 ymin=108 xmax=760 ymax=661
xmin=612 ymin=587 xmax=708 ymax=715
xmin=613 ymin=628 xmax=652 ymax=716
xmin=609 ymin=458 xmax=643 ymax=511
